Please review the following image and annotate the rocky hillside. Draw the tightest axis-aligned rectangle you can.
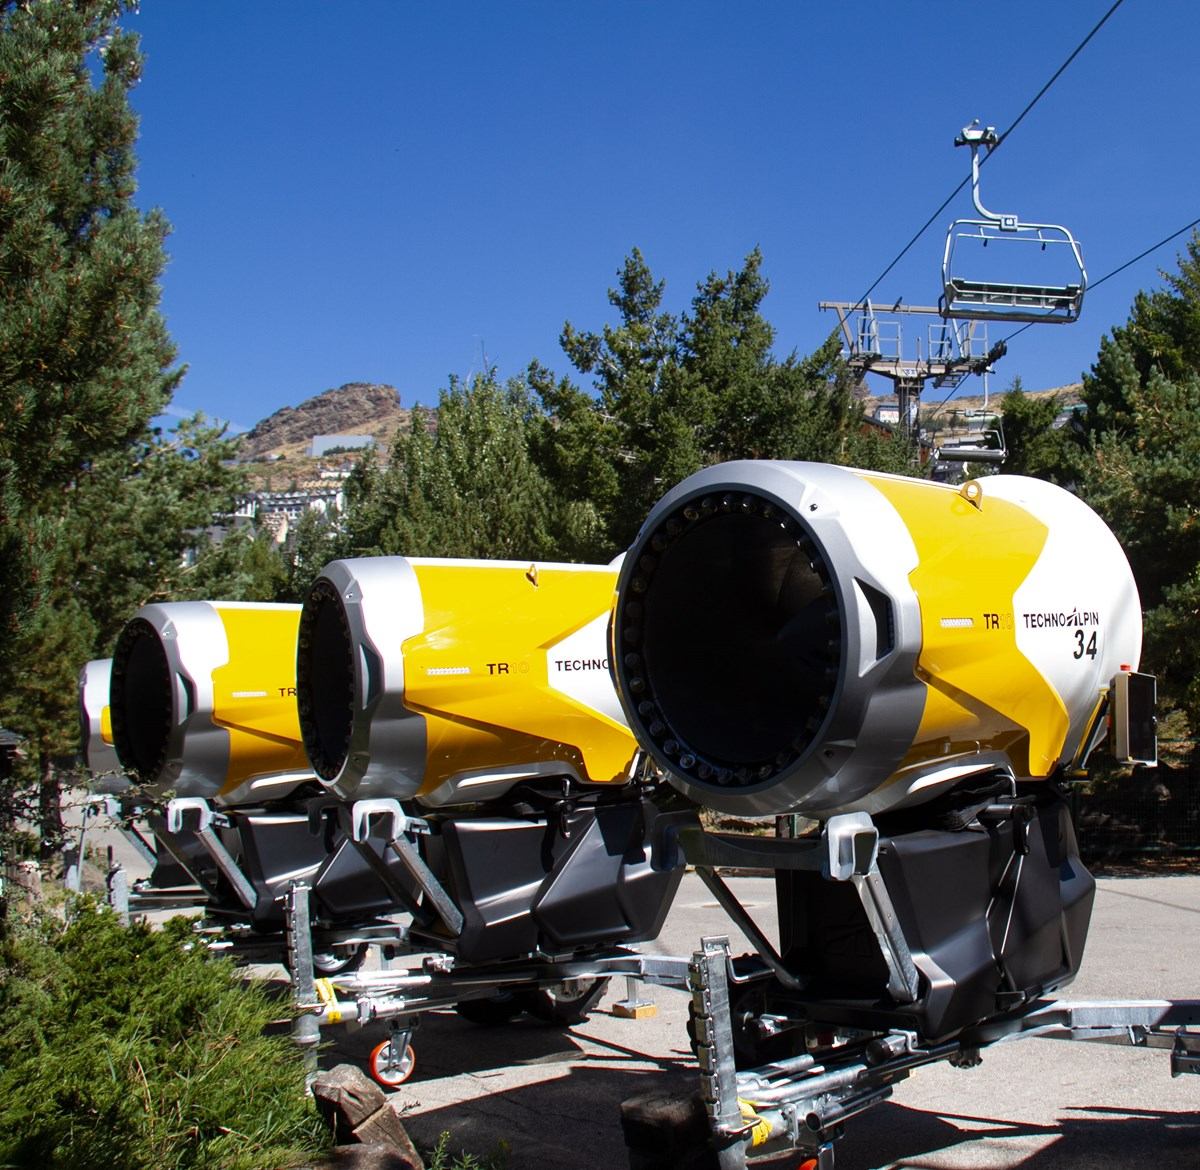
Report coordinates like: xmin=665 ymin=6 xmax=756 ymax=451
xmin=866 ymin=382 xmax=1082 ymax=420
xmin=236 ymin=378 xmax=1076 ymax=465
xmin=237 ymin=382 xmax=410 ymax=460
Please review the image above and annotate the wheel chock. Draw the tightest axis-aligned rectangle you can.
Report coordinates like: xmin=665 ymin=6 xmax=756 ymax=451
xmin=612 ymin=975 xmax=658 ymax=1019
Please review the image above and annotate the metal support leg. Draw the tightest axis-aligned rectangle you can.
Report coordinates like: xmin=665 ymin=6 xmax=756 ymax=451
xmin=851 ymin=869 xmax=920 ymax=1004
xmin=345 ymin=799 xmax=464 ymax=937
xmin=695 ymin=867 xmax=807 ymax=992
xmin=106 ymin=853 xmax=129 ymax=925
xmin=166 ymin=798 xmax=258 ymax=911
xmin=285 ymin=881 xmax=320 ymax=1087
xmin=690 ymin=937 xmax=749 ymax=1169
xmin=612 ymin=974 xmax=658 ymax=1019
xmin=385 ymin=832 xmax=464 ymax=936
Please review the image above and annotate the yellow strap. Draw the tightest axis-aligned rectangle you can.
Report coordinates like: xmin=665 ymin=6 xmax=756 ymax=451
xmin=737 ymin=1098 xmax=772 ymax=1148
xmin=314 ymin=978 xmax=342 ymax=1024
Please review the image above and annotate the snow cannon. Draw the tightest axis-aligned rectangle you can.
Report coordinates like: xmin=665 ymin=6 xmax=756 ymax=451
xmin=296 ymin=556 xmax=684 ymax=967
xmin=296 ymin=556 xmax=638 ymax=806
xmin=109 ymin=601 xmax=312 ymax=806
xmin=79 ymin=657 xmax=122 ymax=779
xmin=611 ymin=461 xmax=1144 ymax=818
xmin=606 ymin=461 xmax=1157 ymax=1050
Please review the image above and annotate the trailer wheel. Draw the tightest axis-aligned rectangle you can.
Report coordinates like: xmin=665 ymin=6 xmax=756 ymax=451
xmin=454 ymin=990 xmax=525 ymax=1025
xmin=369 ymin=1038 xmax=416 ymax=1088
xmin=311 ymin=943 xmax=369 ymax=977
xmin=528 ymin=977 xmax=609 ymax=1025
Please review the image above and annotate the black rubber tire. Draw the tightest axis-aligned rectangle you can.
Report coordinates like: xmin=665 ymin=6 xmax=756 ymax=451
xmin=311 ymin=943 xmax=370 ymax=977
xmin=454 ymin=990 xmax=526 ymax=1025
xmin=528 ymin=977 xmax=609 ymax=1025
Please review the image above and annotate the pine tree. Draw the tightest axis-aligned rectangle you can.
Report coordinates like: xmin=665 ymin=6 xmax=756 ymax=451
xmin=1072 ymin=233 xmax=1200 ymax=735
xmin=556 ymin=248 xmax=687 ymax=553
xmin=0 ymin=416 xmax=245 ymax=856
xmin=0 ymin=0 xmax=179 ymax=661
xmin=343 ymin=373 xmax=555 ymax=561
xmin=990 ymin=377 xmax=1082 ymax=482
xmin=0 ymin=1 xmax=210 ymax=861
xmin=533 ymin=248 xmax=907 ymax=558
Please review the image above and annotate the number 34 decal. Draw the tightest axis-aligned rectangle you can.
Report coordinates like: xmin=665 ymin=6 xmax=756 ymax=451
xmin=1073 ymin=628 xmax=1098 ymax=660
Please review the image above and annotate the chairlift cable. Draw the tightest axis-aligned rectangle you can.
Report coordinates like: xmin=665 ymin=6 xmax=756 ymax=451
xmin=847 ymin=0 xmax=1127 ymax=314
xmin=997 ymin=214 xmax=1200 ymax=346
xmin=992 ymin=0 xmax=1126 ymax=150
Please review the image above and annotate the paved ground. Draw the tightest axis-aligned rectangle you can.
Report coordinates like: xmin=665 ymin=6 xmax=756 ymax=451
xmin=85 ymin=805 xmax=1199 ymax=1169
xmin=318 ymin=872 xmax=1200 ymax=1170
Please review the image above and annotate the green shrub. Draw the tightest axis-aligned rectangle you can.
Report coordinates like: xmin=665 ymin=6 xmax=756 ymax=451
xmin=425 ymin=1131 xmax=510 ymax=1170
xmin=0 ymin=903 xmax=331 ymax=1170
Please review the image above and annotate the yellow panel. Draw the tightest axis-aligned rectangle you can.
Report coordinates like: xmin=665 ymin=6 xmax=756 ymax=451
xmin=862 ymin=474 xmax=1070 ymax=777
xmin=210 ymin=606 xmax=309 ymax=794
xmin=100 ymin=705 xmax=114 ymax=746
xmin=404 ymin=563 xmax=636 ymax=791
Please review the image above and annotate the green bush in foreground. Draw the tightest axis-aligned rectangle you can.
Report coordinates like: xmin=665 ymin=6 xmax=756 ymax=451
xmin=0 ymin=903 xmax=330 ymax=1170
xmin=425 ymin=1130 xmax=510 ymax=1170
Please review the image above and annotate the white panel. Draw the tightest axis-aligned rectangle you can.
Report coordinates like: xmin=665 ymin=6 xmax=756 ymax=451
xmin=545 ymin=610 xmax=628 ymax=728
xmin=986 ymin=476 xmax=1142 ymax=759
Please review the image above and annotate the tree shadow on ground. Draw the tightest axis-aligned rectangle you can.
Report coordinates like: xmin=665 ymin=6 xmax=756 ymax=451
xmin=310 ymin=1007 xmax=1200 ymax=1170
xmin=781 ymin=1100 xmax=1200 ymax=1170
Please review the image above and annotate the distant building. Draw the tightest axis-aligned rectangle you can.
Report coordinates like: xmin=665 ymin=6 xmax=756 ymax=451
xmin=310 ymin=434 xmax=375 ymax=457
xmin=1053 ymin=402 xmax=1088 ymax=432
xmin=231 ymin=481 xmax=344 ymax=544
xmin=872 ymin=399 xmax=917 ymax=427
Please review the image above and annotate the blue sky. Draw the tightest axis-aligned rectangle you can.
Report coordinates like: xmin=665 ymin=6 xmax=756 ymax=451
xmin=123 ymin=1 xmax=1198 ymax=433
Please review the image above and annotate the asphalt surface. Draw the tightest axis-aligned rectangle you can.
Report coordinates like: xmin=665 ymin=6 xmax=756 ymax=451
xmin=84 ymin=805 xmax=1199 ymax=1169
xmin=314 ymin=871 xmax=1200 ymax=1170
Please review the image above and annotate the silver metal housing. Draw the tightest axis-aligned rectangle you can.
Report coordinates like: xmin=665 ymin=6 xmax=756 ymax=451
xmin=110 ymin=602 xmax=233 ymax=797
xmin=296 ymin=557 xmax=429 ymax=800
xmin=611 ymin=461 xmax=927 ymax=817
xmin=78 ymin=657 xmax=125 ymax=783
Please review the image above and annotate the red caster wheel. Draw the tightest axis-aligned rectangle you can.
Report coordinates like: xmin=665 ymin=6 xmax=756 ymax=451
xmin=368 ymin=1038 xmax=416 ymax=1088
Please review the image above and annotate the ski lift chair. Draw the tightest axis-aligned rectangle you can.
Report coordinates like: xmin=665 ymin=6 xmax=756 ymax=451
xmin=940 ymin=123 xmax=1087 ymax=325
xmin=934 ymin=424 xmax=1007 ymax=466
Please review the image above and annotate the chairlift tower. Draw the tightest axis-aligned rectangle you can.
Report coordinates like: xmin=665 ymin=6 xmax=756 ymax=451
xmin=818 ymin=300 xmax=1006 ymax=443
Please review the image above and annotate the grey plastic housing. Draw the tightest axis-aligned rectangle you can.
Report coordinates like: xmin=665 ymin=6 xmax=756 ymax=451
xmin=611 ymin=461 xmax=928 ymax=817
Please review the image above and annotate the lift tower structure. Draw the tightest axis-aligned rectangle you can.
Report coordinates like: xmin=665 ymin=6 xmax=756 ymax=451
xmin=818 ymin=300 xmax=1006 ymax=443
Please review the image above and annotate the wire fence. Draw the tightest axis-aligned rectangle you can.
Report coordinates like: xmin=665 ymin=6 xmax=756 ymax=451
xmin=1073 ymin=756 xmax=1200 ymax=866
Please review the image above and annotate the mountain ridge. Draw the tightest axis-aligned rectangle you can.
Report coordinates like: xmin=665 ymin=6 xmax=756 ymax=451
xmin=233 ymin=379 xmax=1081 ymax=463
xmin=237 ymin=382 xmax=410 ymax=460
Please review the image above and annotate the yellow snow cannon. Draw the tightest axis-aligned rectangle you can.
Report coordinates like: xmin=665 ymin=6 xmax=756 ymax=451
xmin=610 ymin=461 xmax=1146 ymax=819
xmin=606 ymin=460 xmax=1156 ymax=1051
xmin=108 ymin=601 xmax=312 ymax=806
xmin=296 ymin=557 xmax=638 ymax=806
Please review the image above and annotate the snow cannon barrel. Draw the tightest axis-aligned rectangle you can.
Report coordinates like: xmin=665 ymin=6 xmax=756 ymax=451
xmin=108 ymin=601 xmax=312 ymax=804
xmin=79 ymin=658 xmax=122 ymax=779
xmin=295 ymin=556 xmax=638 ymax=804
xmin=610 ymin=461 xmax=1142 ymax=818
